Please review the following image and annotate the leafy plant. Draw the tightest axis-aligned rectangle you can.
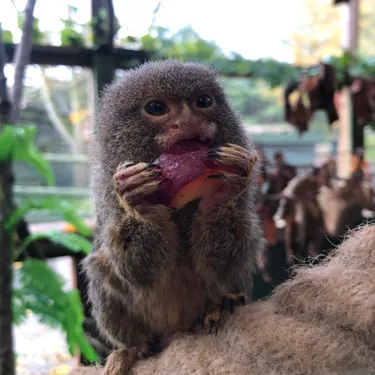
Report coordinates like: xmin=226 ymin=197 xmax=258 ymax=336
xmin=17 ymin=14 xmax=45 ymax=44
xmin=17 ymin=230 xmax=92 ymax=258
xmin=6 ymin=197 xmax=93 ymax=236
xmin=0 ymin=125 xmax=55 ymax=185
xmin=2 ymin=29 xmax=14 ymax=43
xmin=0 ymin=124 xmax=98 ymax=362
xmin=61 ymin=27 xmax=85 ymax=48
xmin=90 ymin=7 xmax=120 ymax=47
xmin=60 ymin=6 xmax=85 ymax=47
xmin=123 ymin=25 xmax=300 ymax=88
xmin=13 ymin=259 xmax=97 ymax=360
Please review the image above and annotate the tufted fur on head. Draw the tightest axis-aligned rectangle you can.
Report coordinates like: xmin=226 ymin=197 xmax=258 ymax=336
xmin=92 ymin=59 xmax=248 ymax=171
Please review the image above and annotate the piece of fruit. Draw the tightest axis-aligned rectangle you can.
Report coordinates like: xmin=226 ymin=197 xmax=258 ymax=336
xmin=169 ymin=169 xmax=229 ymax=209
xmin=147 ymin=139 xmax=241 ymax=209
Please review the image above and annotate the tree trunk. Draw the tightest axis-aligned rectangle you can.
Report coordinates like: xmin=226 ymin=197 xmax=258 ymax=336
xmin=0 ymin=0 xmax=38 ymax=373
xmin=10 ymin=0 xmax=38 ymax=125
xmin=0 ymin=25 xmax=15 ymax=375
xmin=0 ymin=160 xmax=14 ymax=375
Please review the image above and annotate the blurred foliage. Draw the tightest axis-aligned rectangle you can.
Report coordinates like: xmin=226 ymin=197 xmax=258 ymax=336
xmin=285 ymin=0 xmax=342 ymax=66
xmin=135 ymin=25 xmax=299 ymax=88
xmin=222 ymin=78 xmax=284 ymax=123
xmin=0 ymin=124 xmax=97 ymax=361
xmin=2 ymin=29 xmax=14 ymax=43
xmin=0 ymin=125 xmax=55 ymax=185
xmin=286 ymin=0 xmax=375 ymax=78
xmin=6 ymin=1 xmax=375 ymax=87
xmin=90 ymin=7 xmax=121 ymax=47
xmin=7 ymin=197 xmax=93 ymax=236
xmin=116 ymin=25 xmax=298 ymax=123
xmin=13 ymin=259 xmax=97 ymax=360
xmin=60 ymin=6 xmax=85 ymax=48
xmin=9 ymin=3 xmax=375 ymax=134
xmin=359 ymin=0 xmax=375 ymax=57
xmin=17 ymin=14 xmax=46 ymax=44
xmin=18 ymin=230 xmax=92 ymax=258
xmin=324 ymin=52 xmax=375 ymax=90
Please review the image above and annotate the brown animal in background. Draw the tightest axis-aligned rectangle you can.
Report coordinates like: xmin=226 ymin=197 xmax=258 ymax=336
xmin=265 ymin=152 xmax=297 ymax=216
xmin=284 ymin=63 xmax=338 ymax=134
xmin=351 ymin=78 xmax=374 ymax=127
xmin=317 ymin=175 xmax=375 ymax=240
xmin=313 ymin=63 xmax=338 ymax=125
xmin=83 ymin=60 xmax=263 ymax=375
xmin=318 ymin=158 xmax=337 ymax=187
xmin=318 ymin=184 xmax=359 ymax=240
xmin=283 ymin=80 xmax=314 ymax=134
xmin=339 ymin=177 xmax=375 ymax=210
xmin=333 ymin=77 xmax=375 ymax=128
xmin=274 ymin=174 xmax=324 ymax=265
xmin=344 ymin=77 xmax=375 ymax=127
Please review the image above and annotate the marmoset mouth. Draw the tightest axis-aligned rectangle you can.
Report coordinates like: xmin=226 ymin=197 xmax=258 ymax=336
xmin=175 ymin=137 xmax=212 ymax=149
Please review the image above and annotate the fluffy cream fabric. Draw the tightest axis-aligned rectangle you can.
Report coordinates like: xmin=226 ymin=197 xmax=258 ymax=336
xmin=71 ymin=224 xmax=375 ymax=375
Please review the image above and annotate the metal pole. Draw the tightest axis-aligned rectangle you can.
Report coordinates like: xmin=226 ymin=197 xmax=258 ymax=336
xmin=336 ymin=0 xmax=360 ymax=179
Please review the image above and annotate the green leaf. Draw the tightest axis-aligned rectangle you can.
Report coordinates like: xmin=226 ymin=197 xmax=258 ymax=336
xmin=19 ymin=230 xmax=92 ymax=256
xmin=61 ymin=28 xmax=85 ymax=47
xmin=65 ymin=290 xmax=99 ymax=361
xmin=6 ymin=197 xmax=93 ymax=237
xmin=15 ymin=260 xmax=99 ymax=361
xmin=0 ymin=125 xmax=17 ymax=161
xmin=54 ymin=200 xmax=93 ymax=236
xmin=12 ymin=289 xmax=28 ymax=325
xmin=2 ymin=29 xmax=14 ymax=43
xmin=6 ymin=199 xmax=37 ymax=231
xmin=12 ymin=125 xmax=55 ymax=186
xmin=67 ymin=5 xmax=78 ymax=15
xmin=0 ymin=125 xmax=55 ymax=184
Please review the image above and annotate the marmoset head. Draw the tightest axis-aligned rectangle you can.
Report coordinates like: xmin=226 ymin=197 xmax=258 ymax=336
xmin=94 ymin=59 xmax=248 ymax=172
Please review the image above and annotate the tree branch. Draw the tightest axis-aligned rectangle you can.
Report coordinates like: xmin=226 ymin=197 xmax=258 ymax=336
xmin=0 ymin=25 xmax=10 ymax=108
xmin=0 ymin=24 xmax=14 ymax=375
xmin=151 ymin=1 xmax=162 ymax=26
xmin=9 ymin=0 xmax=21 ymax=14
xmin=0 ymin=1 xmax=38 ymax=372
xmin=39 ymin=67 xmax=78 ymax=153
xmin=10 ymin=0 xmax=37 ymax=124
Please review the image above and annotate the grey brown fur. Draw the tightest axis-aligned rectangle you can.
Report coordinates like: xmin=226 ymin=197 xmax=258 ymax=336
xmin=83 ymin=60 xmax=263 ymax=373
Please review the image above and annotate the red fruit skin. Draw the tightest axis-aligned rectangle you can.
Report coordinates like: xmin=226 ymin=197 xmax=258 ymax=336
xmin=146 ymin=141 xmax=242 ymax=208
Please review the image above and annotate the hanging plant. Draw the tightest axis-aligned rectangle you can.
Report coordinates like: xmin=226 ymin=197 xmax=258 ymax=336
xmin=60 ymin=5 xmax=85 ymax=47
xmin=2 ymin=29 xmax=14 ymax=43
xmin=17 ymin=14 xmax=46 ymax=44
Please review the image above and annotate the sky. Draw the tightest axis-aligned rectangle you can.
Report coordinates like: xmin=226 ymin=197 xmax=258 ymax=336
xmin=1 ymin=0 xmax=306 ymax=62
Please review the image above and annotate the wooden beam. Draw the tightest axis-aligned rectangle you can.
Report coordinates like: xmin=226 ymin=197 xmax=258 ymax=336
xmin=335 ymin=0 xmax=361 ymax=179
xmin=91 ymin=0 xmax=115 ymax=118
xmin=334 ymin=0 xmax=350 ymax=4
xmin=4 ymin=43 xmax=148 ymax=68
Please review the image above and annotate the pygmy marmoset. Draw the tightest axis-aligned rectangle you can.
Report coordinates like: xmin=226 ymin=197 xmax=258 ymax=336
xmin=83 ymin=59 xmax=263 ymax=374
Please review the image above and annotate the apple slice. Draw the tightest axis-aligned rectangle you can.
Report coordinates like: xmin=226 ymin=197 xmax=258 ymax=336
xmin=169 ymin=169 xmax=227 ymax=209
xmin=147 ymin=140 xmax=242 ymax=209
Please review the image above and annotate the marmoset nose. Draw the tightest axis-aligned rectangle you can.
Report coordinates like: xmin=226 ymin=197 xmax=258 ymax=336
xmin=165 ymin=112 xmax=207 ymax=132
xmin=168 ymin=123 xmax=180 ymax=130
